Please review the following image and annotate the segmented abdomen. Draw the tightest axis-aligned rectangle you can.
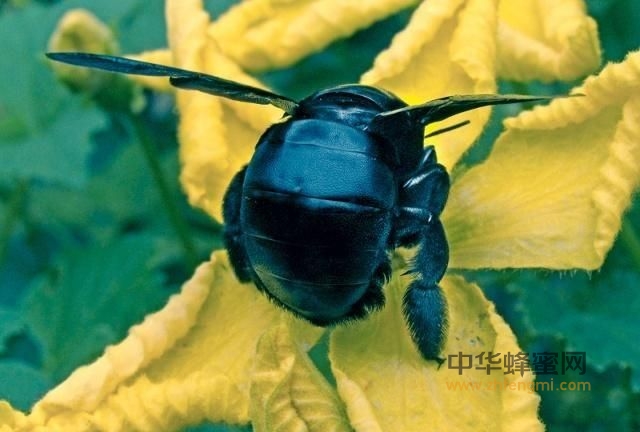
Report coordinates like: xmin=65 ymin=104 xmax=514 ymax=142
xmin=241 ymin=118 xmax=395 ymax=322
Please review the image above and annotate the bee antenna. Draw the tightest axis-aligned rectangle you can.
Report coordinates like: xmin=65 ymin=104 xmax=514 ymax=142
xmin=424 ymin=120 xmax=471 ymax=139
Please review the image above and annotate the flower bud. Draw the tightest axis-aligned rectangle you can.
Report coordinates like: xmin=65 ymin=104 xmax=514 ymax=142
xmin=47 ymin=10 xmax=144 ymax=111
xmin=47 ymin=9 xmax=119 ymax=93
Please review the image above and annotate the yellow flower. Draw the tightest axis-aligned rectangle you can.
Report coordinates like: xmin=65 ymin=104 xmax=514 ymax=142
xmin=6 ymin=0 xmax=639 ymax=431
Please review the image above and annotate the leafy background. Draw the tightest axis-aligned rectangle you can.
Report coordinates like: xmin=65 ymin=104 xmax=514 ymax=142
xmin=0 ymin=0 xmax=638 ymax=431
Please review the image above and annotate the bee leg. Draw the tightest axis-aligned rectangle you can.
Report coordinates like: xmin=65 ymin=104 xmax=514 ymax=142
xmin=223 ymin=166 xmax=252 ymax=282
xmin=403 ymin=146 xmax=449 ymax=215
xmin=402 ymin=218 xmax=449 ymax=362
xmin=393 ymin=147 xmax=449 ymax=247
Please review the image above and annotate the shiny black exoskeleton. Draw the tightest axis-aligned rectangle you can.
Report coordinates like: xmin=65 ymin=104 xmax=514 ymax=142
xmin=46 ymin=52 xmax=551 ymax=361
xmin=225 ymin=85 xmax=451 ymax=361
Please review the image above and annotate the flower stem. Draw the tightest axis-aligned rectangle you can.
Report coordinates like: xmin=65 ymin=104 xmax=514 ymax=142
xmin=620 ymin=217 xmax=640 ymax=269
xmin=0 ymin=180 xmax=28 ymax=265
xmin=130 ymin=116 xmax=200 ymax=269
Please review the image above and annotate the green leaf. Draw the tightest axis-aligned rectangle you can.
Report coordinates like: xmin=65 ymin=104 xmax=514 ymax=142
xmin=0 ymin=102 xmax=105 ymax=187
xmin=585 ymin=0 xmax=640 ymax=62
xmin=0 ymin=4 xmax=105 ymax=187
xmin=517 ymin=268 xmax=640 ymax=388
xmin=23 ymin=234 xmax=169 ymax=382
xmin=0 ymin=308 xmax=24 ymax=354
xmin=524 ymin=335 xmax=640 ymax=432
xmin=49 ymin=0 xmax=167 ymax=53
xmin=0 ymin=361 xmax=51 ymax=411
xmin=184 ymin=423 xmax=252 ymax=432
xmin=0 ymin=0 xmax=168 ymax=187
xmin=26 ymin=142 xmax=160 ymax=243
xmin=475 ymin=270 xmax=640 ymax=431
xmin=542 ymin=363 xmax=639 ymax=431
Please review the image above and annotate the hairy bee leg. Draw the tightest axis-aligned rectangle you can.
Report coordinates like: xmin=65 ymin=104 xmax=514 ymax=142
xmin=222 ymin=166 xmax=252 ymax=282
xmin=403 ymin=219 xmax=449 ymax=362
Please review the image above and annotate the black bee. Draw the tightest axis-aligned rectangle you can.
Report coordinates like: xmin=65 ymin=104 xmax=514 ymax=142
xmin=47 ymin=52 xmax=551 ymax=361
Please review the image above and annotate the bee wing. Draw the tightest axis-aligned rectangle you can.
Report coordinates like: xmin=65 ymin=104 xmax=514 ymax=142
xmin=46 ymin=52 xmax=299 ymax=114
xmin=370 ymin=94 xmax=557 ymax=132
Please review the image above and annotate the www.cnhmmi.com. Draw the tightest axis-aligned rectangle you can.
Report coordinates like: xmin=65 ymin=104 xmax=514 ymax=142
xmin=446 ymin=378 xmax=591 ymax=394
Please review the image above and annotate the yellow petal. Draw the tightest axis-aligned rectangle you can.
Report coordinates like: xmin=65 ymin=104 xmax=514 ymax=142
xmin=0 ymin=401 xmax=27 ymax=431
xmin=175 ymin=47 xmax=280 ymax=222
xmin=497 ymin=0 xmax=601 ymax=81
xmin=23 ymin=251 xmax=282 ymax=430
xmin=208 ymin=0 xmax=418 ymax=72
xmin=330 ymin=267 xmax=542 ymax=431
xmin=444 ymin=51 xmax=640 ymax=270
xmin=361 ymin=0 xmax=499 ymax=170
xmin=167 ymin=0 xmax=281 ymax=222
xmin=250 ymin=320 xmax=351 ymax=432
